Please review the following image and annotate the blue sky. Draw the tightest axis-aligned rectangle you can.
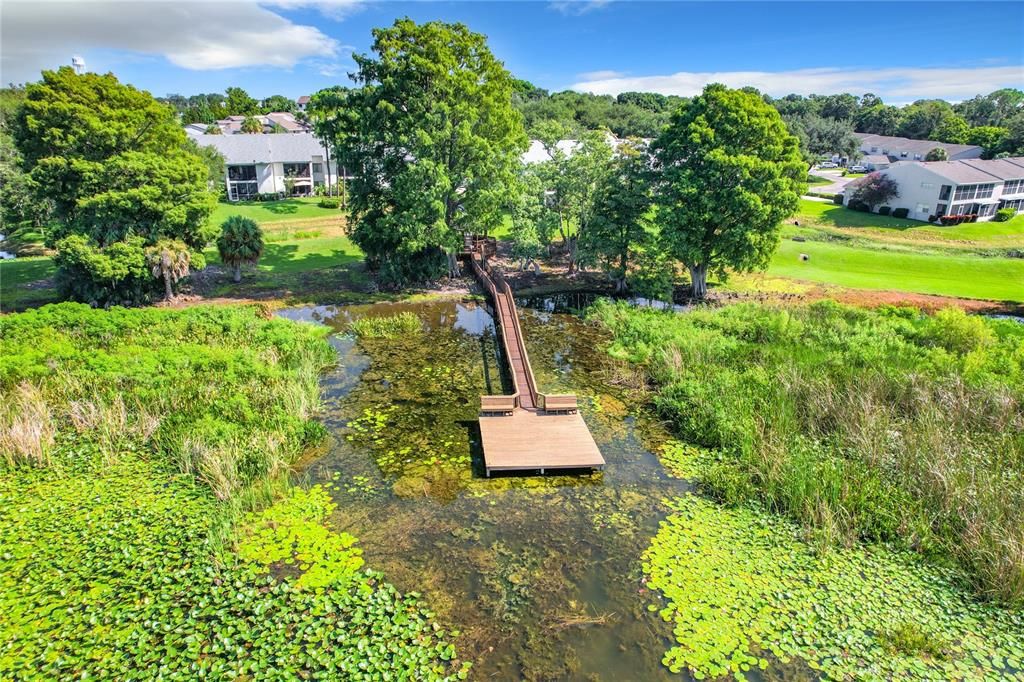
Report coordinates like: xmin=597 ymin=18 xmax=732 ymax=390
xmin=3 ymin=1 xmax=1023 ymax=103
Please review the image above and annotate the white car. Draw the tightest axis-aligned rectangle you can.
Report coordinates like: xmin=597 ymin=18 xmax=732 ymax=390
xmin=848 ymin=165 xmax=867 ymax=172
xmin=818 ymin=162 xmax=838 ymax=168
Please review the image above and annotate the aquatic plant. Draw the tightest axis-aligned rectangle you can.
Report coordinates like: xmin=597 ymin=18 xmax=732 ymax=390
xmin=594 ymin=299 xmax=1024 ymax=604
xmin=0 ymin=453 xmax=469 ymax=680
xmin=349 ymin=311 xmax=423 ymax=338
xmin=644 ymin=495 xmax=1024 ymax=680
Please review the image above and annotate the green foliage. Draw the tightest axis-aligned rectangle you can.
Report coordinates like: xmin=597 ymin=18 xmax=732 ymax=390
xmin=925 ymin=146 xmax=949 ymax=161
xmin=580 ymin=139 xmax=651 ymax=291
xmin=329 ymin=19 xmax=528 ymax=284
xmin=318 ymin=197 xmax=341 ymax=209
xmin=898 ymin=99 xmax=960 ymax=140
xmin=848 ymin=170 xmax=900 ymax=208
xmin=146 ymin=238 xmax=199 ymax=301
xmin=653 ymin=84 xmax=805 ymax=298
xmin=0 ymin=304 xmax=334 ymax=497
xmin=994 ymin=207 xmax=1017 ymax=222
xmin=349 ymin=311 xmax=423 ymax=339
xmin=240 ymin=115 xmax=263 ymax=134
xmin=12 ymin=67 xmax=215 ymax=247
xmin=260 ymin=94 xmax=295 ymax=114
xmin=593 ymin=300 xmax=1024 ymax=603
xmin=933 ymin=113 xmax=970 ymax=144
xmin=784 ymin=113 xmax=860 ymax=167
xmin=217 ymin=215 xmax=264 ymax=282
xmin=52 ymin=235 xmax=155 ymax=306
xmin=224 ymin=86 xmax=259 ymax=116
xmin=643 ymin=495 xmax=1024 ymax=680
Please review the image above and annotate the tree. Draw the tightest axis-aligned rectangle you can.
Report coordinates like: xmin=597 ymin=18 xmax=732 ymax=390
xmin=848 ymin=171 xmax=900 ymax=209
xmin=507 ymin=166 xmax=557 ymax=273
xmin=307 ymin=86 xmax=354 ymax=199
xmin=933 ymin=114 xmax=970 ymax=144
xmin=217 ymin=216 xmax=265 ymax=283
xmin=955 ymin=88 xmax=1024 ymax=127
xmin=261 ymin=94 xmax=295 ymax=113
xmin=562 ymin=131 xmax=614 ymax=273
xmin=328 ymin=19 xmax=528 ymax=284
xmin=967 ymin=126 xmax=1010 ymax=158
xmin=924 ymin=147 xmax=948 ymax=162
xmin=147 ymin=239 xmax=197 ymax=301
xmin=12 ymin=68 xmax=216 ymax=304
xmin=855 ymin=104 xmax=903 ymax=136
xmin=652 ymin=84 xmax=805 ymax=299
xmin=204 ymin=123 xmax=223 ymax=134
xmin=579 ymin=139 xmax=651 ymax=292
xmin=785 ymin=114 xmax=860 ymax=167
xmin=240 ymin=116 xmax=263 ymax=134
xmin=224 ymin=87 xmax=259 ymax=116
xmin=898 ymin=99 xmax=957 ymax=140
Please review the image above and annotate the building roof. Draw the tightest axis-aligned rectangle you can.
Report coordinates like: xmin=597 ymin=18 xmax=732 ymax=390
xmin=192 ymin=133 xmax=327 ymax=164
xmin=854 ymin=132 xmax=982 ymax=159
xmin=297 ymin=95 xmax=311 ymax=105
xmin=861 ymin=154 xmax=891 ymax=165
xmin=888 ymin=156 xmax=1024 ymax=184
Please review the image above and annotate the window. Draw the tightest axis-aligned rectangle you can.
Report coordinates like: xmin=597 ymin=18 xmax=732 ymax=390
xmin=914 ymin=154 xmax=922 ymax=160
xmin=283 ymin=162 xmax=311 ymax=178
xmin=936 ymin=203 xmax=947 ymax=217
xmin=312 ymin=163 xmax=323 ymax=173
xmin=870 ymin=146 xmax=878 ymax=153
xmin=953 ymin=183 xmax=995 ymax=201
xmin=951 ymin=203 xmax=973 ymax=215
xmin=229 ymin=181 xmax=257 ymax=201
xmin=1002 ymin=179 xmax=1024 ymax=195
xmin=939 ymin=185 xmax=952 ymax=200
xmin=978 ymin=203 xmax=996 ymax=217
xmin=228 ymin=165 xmax=257 ymax=181
xmin=999 ymin=198 xmax=1024 ymax=212
xmin=900 ymin=151 xmax=908 ymax=158
xmin=915 ymin=203 xmax=930 ymax=214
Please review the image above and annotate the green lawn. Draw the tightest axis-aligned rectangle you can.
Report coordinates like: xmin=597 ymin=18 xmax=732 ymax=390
xmin=209 ymin=197 xmax=342 ymax=226
xmin=769 ymin=237 xmax=1024 ymax=301
xmin=204 ymin=234 xmax=362 ymax=275
xmin=807 ymin=174 xmax=833 ymax=186
xmin=0 ymin=256 xmax=58 ymax=311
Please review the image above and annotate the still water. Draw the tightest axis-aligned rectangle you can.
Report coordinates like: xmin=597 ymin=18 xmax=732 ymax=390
xmin=279 ymin=298 xmax=691 ymax=680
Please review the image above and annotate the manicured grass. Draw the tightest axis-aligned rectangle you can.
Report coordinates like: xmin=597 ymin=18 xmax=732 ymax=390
xmin=806 ymin=174 xmax=833 ymax=186
xmin=209 ymin=197 xmax=342 ymax=227
xmin=204 ymin=235 xmax=362 ymax=275
xmin=0 ymin=257 xmax=58 ymax=311
xmin=769 ymin=235 xmax=1024 ymax=301
xmin=795 ymin=199 xmax=922 ymax=229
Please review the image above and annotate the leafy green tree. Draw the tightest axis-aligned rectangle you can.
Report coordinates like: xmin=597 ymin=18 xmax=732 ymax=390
xmin=329 ymin=19 xmax=528 ymax=284
xmin=1 ymin=85 xmax=52 ymax=231
xmin=652 ymin=84 xmax=805 ymax=299
xmin=967 ymin=126 xmax=1010 ymax=158
xmin=147 ymin=239 xmax=198 ymax=301
xmin=507 ymin=167 xmax=556 ymax=273
xmin=307 ymin=86 xmax=355 ymax=200
xmin=818 ymin=93 xmax=859 ymax=121
xmin=217 ymin=215 xmax=265 ymax=282
xmin=224 ymin=87 xmax=259 ymax=116
xmin=855 ymin=104 xmax=903 ymax=136
xmin=933 ymin=114 xmax=970 ymax=144
xmin=204 ymin=123 xmax=223 ymax=134
xmin=52 ymin=235 xmax=154 ymax=306
xmin=580 ymin=139 xmax=651 ymax=292
xmin=240 ymin=116 xmax=263 ymax=134
xmin=954 ymin=88 xmax=1024 ymax=127
xmin=898 ymin=100 xmax=957 ymax=140
xmin=185 ymin=137 xmax=226 ymax=190
xmin=785 ymin=114 xmax=860 ymax=167
xmin=562 ymin=131 xmax=614 ymax=273
xmin=628 ymin=246 xmax=675 ymax=304
xmin=924 ymin=147 xmax=948 ymax=162
xmin=261 ymin=94 xmax=295 ymax=113
xmin=1000 ymin=112 xmax=1024 ymax=156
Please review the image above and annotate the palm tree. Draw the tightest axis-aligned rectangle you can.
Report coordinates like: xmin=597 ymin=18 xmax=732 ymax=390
xmin=146 ymin=239 xmax=193 ymax=301
xmin=217 ymin=216 xmax=264 ymax=283
xmin=240 ymin=116 xmax=263 ymax=134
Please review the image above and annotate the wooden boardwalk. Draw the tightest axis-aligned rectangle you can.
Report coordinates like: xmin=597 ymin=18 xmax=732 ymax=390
xmin=462 ymin=238 xmax=605 ymax=476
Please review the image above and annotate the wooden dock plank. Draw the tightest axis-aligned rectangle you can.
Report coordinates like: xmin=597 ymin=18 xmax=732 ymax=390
xmin=479 ymin=410 xmax=604 ymax=472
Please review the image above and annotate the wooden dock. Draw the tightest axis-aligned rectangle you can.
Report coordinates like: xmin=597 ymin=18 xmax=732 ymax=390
xmin=462 ymin=237 xmax=605 ymax=476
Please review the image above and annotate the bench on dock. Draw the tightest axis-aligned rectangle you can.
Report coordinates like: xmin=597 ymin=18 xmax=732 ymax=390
xmin=541 ymin=394 xmax=578 ymax=414
xmin=480 ymin=394 xmax=516 ymax=415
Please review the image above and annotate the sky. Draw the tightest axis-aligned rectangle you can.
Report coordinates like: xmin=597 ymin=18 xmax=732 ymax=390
xmin=2 ymin=1 xmax=1023 ymax=104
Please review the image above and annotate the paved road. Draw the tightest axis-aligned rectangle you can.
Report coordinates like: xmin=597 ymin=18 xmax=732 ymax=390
xmin=810 ymin=169 xmax=855 ymax=195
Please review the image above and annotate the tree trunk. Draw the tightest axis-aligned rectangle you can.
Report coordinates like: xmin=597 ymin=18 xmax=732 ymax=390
xmin=163 ymin=272 xmax=174 ymax=301
xmin=566 ymin=236 xmax=578 ymax=275
xmin=447 ymin=250 xmax=462 ymax=279
xmin=688 ymin=264 xmax=708 ymax=300
xmin=233 ymin=264 xmax=242 ymax=283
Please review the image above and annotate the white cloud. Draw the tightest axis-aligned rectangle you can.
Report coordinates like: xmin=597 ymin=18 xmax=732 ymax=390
xmin=549 ymin=0 xmax=612 ymax=16
xmin=577 ymin=69 xmax=625 ymax=81
xmin=1 ymin=1 xmax=349 ymax=84
xmin=571 ymin=65 xmax=1024 ymax=102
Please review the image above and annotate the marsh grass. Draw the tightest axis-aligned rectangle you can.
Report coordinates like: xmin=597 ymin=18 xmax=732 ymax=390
xmin=594 ymin=300 xmax=1024 ymax=604
xmin=349 ymin=311 xmax=423 ymax=338
xmin=0 ymin=303 xmax=334 ymax=498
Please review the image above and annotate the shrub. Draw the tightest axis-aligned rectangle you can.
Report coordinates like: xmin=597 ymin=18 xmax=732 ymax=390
xmin=878 ymin=206 xmax=891 ymax=215
xmin=52 ymin=235 xmax=156 ymax=307
xmin=349 ymin=312 xmax=422 ymax=339
xmin=847 ymin=200 xmax=870 ymax=212
xmin=927 ymin=215 xmax=937 ymax=222
xmin=891 ymin=207 xmax=909 ymax=218
xmin=318 ymin=197 xmax=341 ymax=209
xmin=833 ymin=194 xmax=844 ymax=205
xmin=994 ymin=208 xmax=1016 ymax=222
xmin=256 ymin=193 xmax=281 ymax=202
xmin=848 ymin=171 xmax=900 ymax=210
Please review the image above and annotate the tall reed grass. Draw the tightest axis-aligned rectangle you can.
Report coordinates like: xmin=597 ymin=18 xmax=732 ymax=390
xmin=593 ymin=300 xmax=1024 ymax=605
xmin=0 ymin=303 xmax=334 ymax=499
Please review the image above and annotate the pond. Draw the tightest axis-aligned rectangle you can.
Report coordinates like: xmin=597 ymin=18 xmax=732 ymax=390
xmin=279 ymin=297 xmax=1024 ymax=681
xmin=280 ymin=298 xmax=694 ymax=680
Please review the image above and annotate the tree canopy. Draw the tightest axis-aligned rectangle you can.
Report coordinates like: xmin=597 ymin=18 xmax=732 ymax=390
xmin=652 ymin=84 xmax=805 ymax=299
xmin=327 ymin=19 xmax=528 ymax=284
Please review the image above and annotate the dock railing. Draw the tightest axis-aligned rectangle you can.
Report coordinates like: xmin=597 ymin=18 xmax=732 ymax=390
xmin=469 ymin=255 xmax=521 ymax=413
